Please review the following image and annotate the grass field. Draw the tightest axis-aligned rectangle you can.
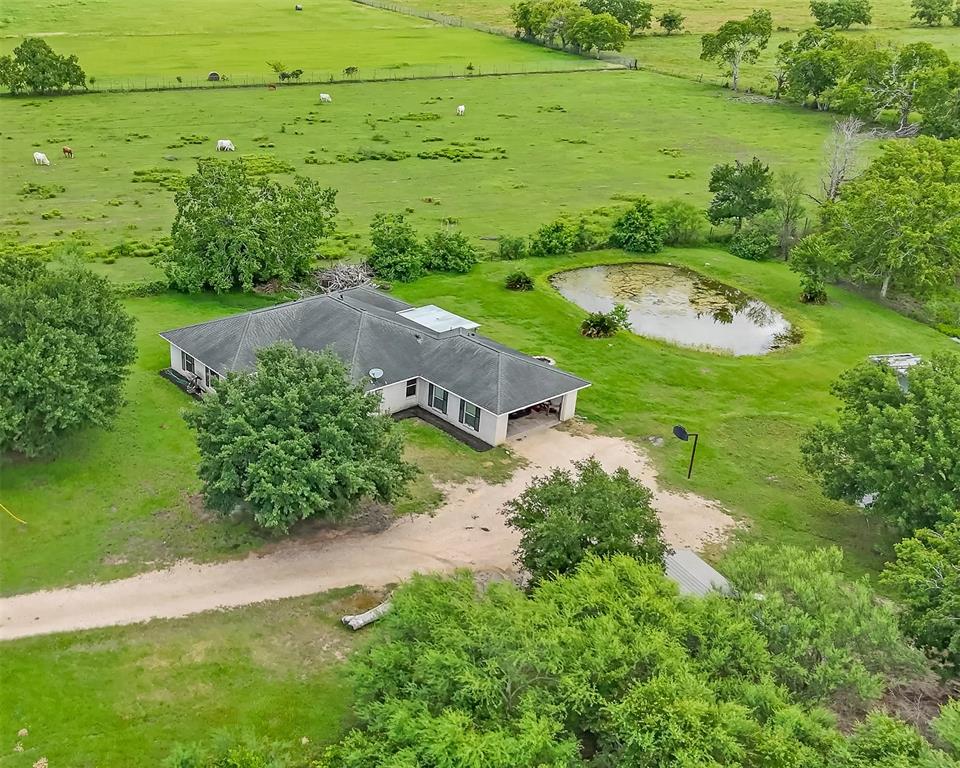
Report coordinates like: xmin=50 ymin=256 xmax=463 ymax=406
xmin=0 ymin=0 xmax=597 ymax=87
xmin=3 ymin=249 xmax=954 ymax=595
xmin=0 ymin=589 xmax=371 ymax=767
xmin=0 ymin=292 xmax=519 ymax=596
xmin=1 ymin=69 xmax=843 ymax=251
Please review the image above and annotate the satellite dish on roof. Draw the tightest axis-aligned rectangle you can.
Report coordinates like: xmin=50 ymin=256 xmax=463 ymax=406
xmin=368 ymin=368 xmax=384 ymax=380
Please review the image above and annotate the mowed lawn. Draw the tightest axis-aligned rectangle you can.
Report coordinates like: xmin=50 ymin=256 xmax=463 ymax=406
xmin=393 ymin=248 xmax=956 ymax=576
xmin=1 ymin=69 xmax=841 ymax=250
xmin=0 ymin=0 xmax=595 ymax=86
xmin=0 ymin=292 xmax=518 ymax=596
xmin=0 ymin=590 xmax=369 ymax=767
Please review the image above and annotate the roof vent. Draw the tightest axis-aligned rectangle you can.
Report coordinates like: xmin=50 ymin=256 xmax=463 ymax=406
xmin=368 ymin=368 xmax=384 ymax=380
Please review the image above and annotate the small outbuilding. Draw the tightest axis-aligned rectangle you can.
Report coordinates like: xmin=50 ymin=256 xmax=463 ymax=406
xmin=207 ymin=71 xmax=220 ymax=82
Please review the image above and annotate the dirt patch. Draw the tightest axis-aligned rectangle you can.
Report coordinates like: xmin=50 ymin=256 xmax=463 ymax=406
xmin=0 ymin=428 xmax=736 ymax=639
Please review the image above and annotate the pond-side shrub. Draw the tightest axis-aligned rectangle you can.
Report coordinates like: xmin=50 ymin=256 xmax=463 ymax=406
xmin=505 ymin=270 xmax=534 ymax=291
xmin=529 ymin=218 xmax=579 ymax=257
xmin=656 ymin=199 xmax=708 ymax=246
xmin=610 ymin=198 xmax=666 ymax=253
xmin=580 ymin=303 xmax=631 ymax=338
xmin=498 ymin=236 xmax=527 ymax=260
xmin=729 ymin=226 xmax=777 ymax=261
xmin=422 ymin=229 xmax=478 ymax=273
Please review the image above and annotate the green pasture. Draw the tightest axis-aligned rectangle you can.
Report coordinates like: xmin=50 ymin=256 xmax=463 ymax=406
xmin=3 ymin=248 xmax=954 ymax=595
xmin=1 ymin=69 xmax=842 ymax=252
xmin=0 ymin=0 xmax=595 ymax=87
xmin=0 ymin=590 xmax=367 ymax=767
xmin=0 ymin=292 xmax=517 ymax=596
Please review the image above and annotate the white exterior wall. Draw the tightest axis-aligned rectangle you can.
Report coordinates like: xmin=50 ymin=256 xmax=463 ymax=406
xmin=373 ymin=378 xmax=420 ymax=414
xmin=418 ymin=378 xmax=500 ymax=446
xmin=560 ymin=390 xmax=578 ymax=421
xmin=168 ymin=342 xmax=219 ymax=392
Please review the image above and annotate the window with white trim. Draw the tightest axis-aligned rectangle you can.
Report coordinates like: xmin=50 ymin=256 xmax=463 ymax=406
xmin=459 ymin=399 xmax=480 ymax=431
xmin=181 ymin=350 xmax=195 ymax=374
xmin=428 ymin=383 xmax=448 ymax=414
xmin=405 ymin=378 xmax=417 ymax=398
xmin=205 ymin=366 xmax=220 ymax=388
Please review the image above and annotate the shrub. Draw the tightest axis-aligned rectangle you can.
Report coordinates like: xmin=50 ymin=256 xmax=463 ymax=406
xmin=39 ymin=209 xmax=62 ymax=220
xmin=422 ymin=229 xmax=478 ymax=273
xmin=580 ymin=303 xmax=631 ymax=337
xmin=657 ymin=199 xmax=708 ymax=246
xmin=529 ymin=218 xmax=579 ymax=256
xmin=18 ymin=182 xmax=64 ymax=199
xmin=610 ymin=197 xmax=666 ymax=252
xmin=367 ymin=212 xmax=423 ymax=282
xmin=503 ymin=457 xmax=666 ymax=585
xmin=505 ymin=270 xmax=533 ymax=290
xmin=729 ymin=225 xmax=777 ymax=260
xmin=497 ymin=235 xmax=528 ymax=260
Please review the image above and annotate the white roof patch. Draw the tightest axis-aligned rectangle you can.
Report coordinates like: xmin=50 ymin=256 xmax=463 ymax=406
xmin=398 ymin=305 xmax=480 ymax=333
xmin=665 ymin=549 xmax=731 ymax=597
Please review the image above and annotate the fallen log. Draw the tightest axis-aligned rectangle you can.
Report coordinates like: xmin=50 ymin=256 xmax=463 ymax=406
xmin=341 ymin=600 xmax=391 ymax=630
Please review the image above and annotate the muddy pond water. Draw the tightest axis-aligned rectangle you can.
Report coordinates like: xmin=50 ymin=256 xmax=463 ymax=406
xmin=551 ymin=263 xmax=796 ymax=355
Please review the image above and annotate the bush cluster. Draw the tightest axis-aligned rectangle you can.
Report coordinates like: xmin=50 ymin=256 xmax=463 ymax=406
xmin=367 ymin=213 xmax=479 ymax=282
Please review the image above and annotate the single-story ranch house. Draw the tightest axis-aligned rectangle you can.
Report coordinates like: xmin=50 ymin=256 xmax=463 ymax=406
xmin=160 ymin=287 xmax=590 ymax=447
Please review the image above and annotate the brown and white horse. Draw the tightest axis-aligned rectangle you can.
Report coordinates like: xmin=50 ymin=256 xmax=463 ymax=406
xmin=62 ymin=146 xmax=74 ymax=158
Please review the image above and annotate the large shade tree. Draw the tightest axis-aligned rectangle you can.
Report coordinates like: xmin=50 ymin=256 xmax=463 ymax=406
xmin=707 ymin=156 xmax=775 ymax=231
xmin=163 ymin=159 xmax=337 ymax=293
xmin=183 ymin=343 xmax=416 ymax=532
xmin=0 ymin=256 xmax=135 ymax=457
xmin=0 ymin=37 xmax=86 ymax=94
xmin=802 ymin=353 xmax=960 ymax=532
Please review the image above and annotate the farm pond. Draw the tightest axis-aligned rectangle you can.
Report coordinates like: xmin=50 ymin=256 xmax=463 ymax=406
xmin=551 ymin=263 xmax=796 ymax=355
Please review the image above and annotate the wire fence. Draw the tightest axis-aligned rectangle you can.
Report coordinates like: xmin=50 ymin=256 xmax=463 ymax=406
xmin=350 ymin=0 xmax=638 ymax=70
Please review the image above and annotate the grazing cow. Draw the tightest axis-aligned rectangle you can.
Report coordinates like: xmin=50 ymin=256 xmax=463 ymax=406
xmin=267 ymin=84 xmax=277 ymax=91
xmin=62 ymin=146 xmax=74 ymax=158
xmin=295 ymin=3 xmax=303 ymax=9
xmin=319 ymin=93 xmax=332 ymax=103
xmin=33 ymin=151 xmax=50 ymax=166
xmin=216 ymin=139 xmax=236 ymax=151
xmin=456 ymin=104 xmax=465 ymax=116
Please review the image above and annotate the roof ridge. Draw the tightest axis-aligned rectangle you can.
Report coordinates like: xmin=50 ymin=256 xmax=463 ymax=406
xmin=350 ymin=310 xmax=366 ymax=377
xmin=468 ymin=334 xmax=587 ymax=383
xmin=230 ymin=313 xmax=254 ymax=370
xmin=496 ymin=353 xmax=504 ymax=413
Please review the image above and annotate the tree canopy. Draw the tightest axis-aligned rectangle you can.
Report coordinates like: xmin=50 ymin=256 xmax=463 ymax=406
xmin=316 ymin=554 xmax=955 ymax=768
xmin=0 ymin=37 xmax=86 ymax=94
xmin=707 ymin=156 xmax=775 ymax=231
xmin=163 ymin=159 xmax=338 ymax=292
xmin=367 ymin=212 xmax=424 ymax=282
xmin=817 ymin=137 xmax=960 ymax=298
xmin=610 ymin=196 xmax=666 ymax=252
xmin=882 ymin=523 xmax=960 ymax=670
xmin=581 ymin=0 xmax=652 ymax=34
xmin=809 ymin=0 xmax=873 ymax=29
xmin=700 ymin=10 xmax=773 ymax=91
xmin=502 ymin=458 xmax=666 ymax=584
xmin=183 ymin=343 xmax=416 ymax=532
xmin=802 ymin=353 xmax=960 ymax=532
xmin=0 ymin=256 xmax=136 ymax=457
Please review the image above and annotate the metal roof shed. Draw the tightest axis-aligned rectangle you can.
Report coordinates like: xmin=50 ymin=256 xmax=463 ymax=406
xmin=665 ymin=549 xmax=731 ymax=597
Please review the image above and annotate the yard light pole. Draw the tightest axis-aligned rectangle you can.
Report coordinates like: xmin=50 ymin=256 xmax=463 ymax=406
xmin=673 ymin=425 xmax=699 ymax=480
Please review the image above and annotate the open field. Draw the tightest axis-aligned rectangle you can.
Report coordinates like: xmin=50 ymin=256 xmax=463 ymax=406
xmin=0 ymin=0 xmax=597 ymax=87
xmin=3 ymin=249 xmax=954 ymax=597
xmin=1 ymin=69 xmax=843 ymax=251
xmin=0 ymin=589 xmax=367 ymax=767
xmin=0 ymin=292 xmax=519 ymax=596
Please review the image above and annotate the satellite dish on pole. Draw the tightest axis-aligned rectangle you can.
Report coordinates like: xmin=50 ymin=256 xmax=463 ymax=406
xmin=368 ymin=368 xmax=384 ymax=381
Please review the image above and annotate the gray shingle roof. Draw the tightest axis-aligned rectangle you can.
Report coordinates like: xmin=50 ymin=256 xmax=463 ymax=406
xmin=159 ymin=287 xmax=590 ymax=415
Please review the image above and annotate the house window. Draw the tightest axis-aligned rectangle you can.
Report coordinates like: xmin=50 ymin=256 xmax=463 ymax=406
xmin=428 ymin=383 xmax=448 ymax=414
xmin=181 ymin=350 xmax=195 ymax=374
xmin=205 ymin=366 xmax=220 ymax=388
xmin=459 ymin=400 xmax=481 ymax=431
xmin=405 ymin=378 xmax=417 ymax=398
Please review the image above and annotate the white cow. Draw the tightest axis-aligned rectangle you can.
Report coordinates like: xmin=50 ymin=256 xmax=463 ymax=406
xmin=456 ymin=104 xmax=465 ymax=116
xmin=216 ymin=139 xmax=236 ymax=152
xmin=319 ymin=93 xmax=333 ymax=103
xmin=33 ymin=151 xmax=50 ymax=165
